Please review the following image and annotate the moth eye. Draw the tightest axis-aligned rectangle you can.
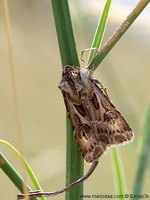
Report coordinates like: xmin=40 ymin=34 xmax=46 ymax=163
xmin=74 ymin=114 xmax=81 ymax=125
xmin=91 ymin=93 xmax=99 ymax=109
xmin=74 ymin=104 xmax=86 ymax=117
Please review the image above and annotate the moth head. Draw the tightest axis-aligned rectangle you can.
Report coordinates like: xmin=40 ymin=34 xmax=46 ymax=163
xmin=63 ymin=65 xmax=80 ymax=75
xmin=58 ymin=65 xmax=82 ymax=95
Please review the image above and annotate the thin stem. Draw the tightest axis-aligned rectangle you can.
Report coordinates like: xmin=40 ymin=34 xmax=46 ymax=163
xmin=2 ymin=0 xmax=28 ymax=197
xmin=88 ymin=0 xmax=112 ymax=65
xmin=3 ymin=0 xmax=23 ymax=157
xmin=111 ymin=149 xmax=126 ymax=200
xmin=17 ymin=161 xmax=98 ymax=199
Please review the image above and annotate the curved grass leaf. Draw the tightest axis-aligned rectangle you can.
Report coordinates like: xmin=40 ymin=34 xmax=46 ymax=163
xmin=88 ymin=0 xmax=112 ymax=65
xmin=0 ymin=152 xmax=38 ymax=200
xmin=0 ymin=140 xmax=45 ymax=200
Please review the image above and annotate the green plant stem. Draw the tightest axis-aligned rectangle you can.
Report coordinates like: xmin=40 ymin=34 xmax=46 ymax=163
xmin=51 ymin=1 xmax=79 ymax=66
xmin=111 ymin=149 xmax=126 ymax=200
xmin=132 ymin=103 xmax=150 ymax=197
xmin=94 ymin=0 xmax=150 ymax=69
xmin=88 ymin=0 xmax=112 ymax=65
xmin=0 ymin=152 xmax=38 ymax=200
xmin=51 ymin=1 xmax=84 ymax=200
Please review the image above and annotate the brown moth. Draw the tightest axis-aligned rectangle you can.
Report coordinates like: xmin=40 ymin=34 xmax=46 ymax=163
xmin=58 ymin=56 xmax=134 ymax=163
xmin=17 ymin=53 xmax=134 ymax=199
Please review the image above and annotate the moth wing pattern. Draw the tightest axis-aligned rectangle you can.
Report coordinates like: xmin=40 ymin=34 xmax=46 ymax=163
xmin=59 ymin=65 xmax=134 ymax=163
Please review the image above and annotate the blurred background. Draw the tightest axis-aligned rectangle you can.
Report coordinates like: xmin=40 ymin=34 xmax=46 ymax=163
xmin=0 ymin=0 xmax=150 ymax=199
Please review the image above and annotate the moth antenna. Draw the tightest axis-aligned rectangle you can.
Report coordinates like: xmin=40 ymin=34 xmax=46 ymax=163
xmin=81 ymin=48 xmax=98 ymax=63
xmin=17 ymin=161 xmax=99 ymax=199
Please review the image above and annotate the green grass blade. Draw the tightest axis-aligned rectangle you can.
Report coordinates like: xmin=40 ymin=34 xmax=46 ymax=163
xmin=111 ymin=149 xmax=126 ymax=199
xmin=132 ymin=103 xmax=150 ymax=196
xmin=0 ymin=140 xmax=45 ymax=200
xmin=51 ymin=0 xmax=79 ymax=66
xmin=94 ymin=0 xmax=150 ymax=69
xmin=0 ymin=152 xmax=38 ymax=200
xmin=51 ymin=1 xmax=84 ymax=200
xmin=88 ymin=0 xmax=112 ymax=65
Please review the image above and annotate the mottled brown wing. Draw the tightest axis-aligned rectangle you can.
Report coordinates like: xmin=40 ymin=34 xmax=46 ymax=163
xmin=59 ymin=66 xmax=134 ymax=163
xmin=88 ymin=82 xmax=134 ymax=160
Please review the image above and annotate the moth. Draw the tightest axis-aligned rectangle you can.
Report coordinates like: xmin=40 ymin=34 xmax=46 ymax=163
xmin=17 ymin=51 xmax=134 ymax=199
xmin=59 ymin=53 xmax=134 ymax=163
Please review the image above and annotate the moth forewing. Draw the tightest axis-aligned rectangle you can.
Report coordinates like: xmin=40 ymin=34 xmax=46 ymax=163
xmin=59 ymin=65 xmax=134 ymax=163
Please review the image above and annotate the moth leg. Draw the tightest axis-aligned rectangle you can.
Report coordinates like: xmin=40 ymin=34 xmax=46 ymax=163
xmin=81 ymin=48 xmax=98 ymax=63
xmin=29 ymin=191 xmax=41 ymax=194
